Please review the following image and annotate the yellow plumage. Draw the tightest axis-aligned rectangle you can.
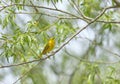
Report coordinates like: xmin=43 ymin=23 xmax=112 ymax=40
xmin=39 ymin=37 xmax=55 ymax=58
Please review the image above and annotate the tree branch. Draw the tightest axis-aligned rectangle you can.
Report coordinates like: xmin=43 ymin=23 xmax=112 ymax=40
xmin=1 ymin=3 xmax=120 ymax=24
xmin=8 ymin=11 xmax=120 ymax=24
xmin=0 ymin=3 xmax=84 ymax=20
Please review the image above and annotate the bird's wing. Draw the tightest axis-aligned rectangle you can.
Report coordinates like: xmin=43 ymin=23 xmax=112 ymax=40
xmin=42 ymin=43 xmax=50 ymax=54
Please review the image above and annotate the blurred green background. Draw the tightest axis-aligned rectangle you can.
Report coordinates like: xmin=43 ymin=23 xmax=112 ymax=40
xmin=0 ymin=0 xmax=120 ymax=84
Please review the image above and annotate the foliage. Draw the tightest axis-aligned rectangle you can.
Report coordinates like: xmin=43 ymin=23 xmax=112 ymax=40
xmin=0 ymin=0 xmax=120 ymax=84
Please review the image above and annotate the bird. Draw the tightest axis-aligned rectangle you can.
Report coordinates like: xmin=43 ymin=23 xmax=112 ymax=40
xmin=39 ymin=37 xmax=55 ymax=58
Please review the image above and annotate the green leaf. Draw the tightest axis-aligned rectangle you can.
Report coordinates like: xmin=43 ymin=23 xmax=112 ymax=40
xmin=3 ymin=16 xmax=9 ymax=29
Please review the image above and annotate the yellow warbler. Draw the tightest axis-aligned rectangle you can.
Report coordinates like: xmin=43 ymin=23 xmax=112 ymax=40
xmin=39 ymin=37 xmax=55 ymax=58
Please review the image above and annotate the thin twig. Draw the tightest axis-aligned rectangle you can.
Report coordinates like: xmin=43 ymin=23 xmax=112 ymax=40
xmin=12 ymin=12 xmax=62 ymax=19
xmin=51 ymin=0 xmax=57 ymax=9
xmin=101 ymin=47 xmax=120 ymax=58
xmin=0 ymin=59 xmax=40 ymax=68
xmin=10 ymin=11 xmax=120 ymax=24
xmin=68 ymin=0 xmax=81 ymax=16
xmin=0 ymin=3 xmax=88 ymax=22
xmin=30 ymin=0 xmax=39 ymax=12
xmin=70 ymin=0 xmax=91 ymax=21
xmin=64 ymin=47 xmax=120 ymax=64
xmin=1 ymin=4 xmax=120 ymax=23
